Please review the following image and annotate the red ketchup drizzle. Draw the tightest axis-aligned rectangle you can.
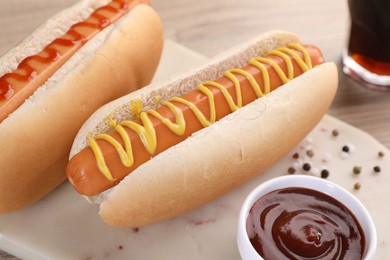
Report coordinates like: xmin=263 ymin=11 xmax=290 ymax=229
xmin=0 ymin=0 xmax=140 ymax=120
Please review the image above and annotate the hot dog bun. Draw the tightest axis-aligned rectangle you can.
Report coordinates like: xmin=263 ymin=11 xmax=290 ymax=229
xmin=69 ymin=31 xmax=338 ymax=227
xmin=0 ymin=0 xmax=163 ymax=214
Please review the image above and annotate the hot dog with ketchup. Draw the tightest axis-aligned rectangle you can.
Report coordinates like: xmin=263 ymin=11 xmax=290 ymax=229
xmin=67 ymin=31 xmax=338 ymax=227
xmin=0 ymin=0 xmax=163 ymax=214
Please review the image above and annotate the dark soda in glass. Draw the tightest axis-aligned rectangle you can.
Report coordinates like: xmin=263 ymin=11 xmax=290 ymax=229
xmin=344 ymin=0 xmax=390 ymax=88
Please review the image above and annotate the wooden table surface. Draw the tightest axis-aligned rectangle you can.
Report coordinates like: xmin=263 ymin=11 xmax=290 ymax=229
xmin=0 ymin=0 xmax=389 ymax=259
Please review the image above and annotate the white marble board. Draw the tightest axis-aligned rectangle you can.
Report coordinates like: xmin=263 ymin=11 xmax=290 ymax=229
xmin=0 ymin=41 xmax=389 ymax=260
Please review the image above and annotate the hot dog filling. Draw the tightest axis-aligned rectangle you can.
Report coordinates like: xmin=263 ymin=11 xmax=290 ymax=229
xmin=0 ymin=0 xmax=149 ymax=123
xmin=66 ymin=43 xmax=325 ymax=196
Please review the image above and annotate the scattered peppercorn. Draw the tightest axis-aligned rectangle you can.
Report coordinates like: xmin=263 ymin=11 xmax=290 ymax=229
xmin=288 ymin=167 xmax=296 ymax=174
xmin=306 ymin=150 xmax=314 ymax=158
xmin=354 ymin=182 xmax=361 ymax=190
xmin=342 ymin=145 xmax=350 ymax=153
xmin=321 ymin=169 xmax=329 ymax=179
xmin=378 ymin=151 xmax=385 ymax=158
xmin=353 ymin=166 xmax=362 ymax=174
xmin=373 ymin=166 xmax=381 ymax=173
xmin=302 ymin=163 xmax=311 ymax=171
xmin=332 ymin=129 xmax=339 ymax=137
xmin=292 ymin=153 xmax=299 ymax=159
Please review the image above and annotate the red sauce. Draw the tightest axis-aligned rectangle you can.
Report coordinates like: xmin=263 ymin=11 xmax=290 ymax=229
xmin=247 ymin=187 xmax=365 ymax=260
xmin=0 ymin=0 xmax=147 ymax=122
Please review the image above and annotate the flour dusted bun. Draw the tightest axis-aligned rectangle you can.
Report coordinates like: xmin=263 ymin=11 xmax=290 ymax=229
xmin=0 ymin=0 xmax=163 ymax=214
xmin=68 ymin=31 xmax=338 ymax=227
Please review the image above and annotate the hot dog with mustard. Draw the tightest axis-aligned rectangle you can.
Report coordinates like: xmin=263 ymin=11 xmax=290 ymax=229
xmin=67 ymin=31 xmax=338 ymax=227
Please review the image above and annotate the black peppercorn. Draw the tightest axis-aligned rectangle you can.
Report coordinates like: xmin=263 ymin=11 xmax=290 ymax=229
xmin=321 ymin=169 xmax=329 ymax=179
xmin=302 ymin=163 xmax=311 ymax=171
xmin=342 ymin=145 xmax=350 ymax=153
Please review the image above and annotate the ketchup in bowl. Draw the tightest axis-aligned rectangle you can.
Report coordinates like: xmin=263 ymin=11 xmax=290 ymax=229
xmin=237 ymin=176 xmax=376 ymax=260
xmin=246 ymin=187 xmax=365 ymax=260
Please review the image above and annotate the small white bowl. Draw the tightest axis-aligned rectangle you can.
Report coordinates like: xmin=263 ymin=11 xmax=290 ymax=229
xmin=237 ymin=175 xmax=377 ymax=260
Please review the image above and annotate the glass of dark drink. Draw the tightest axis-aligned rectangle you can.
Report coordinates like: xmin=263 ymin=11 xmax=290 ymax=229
xmin=343 ymin=0 xmax=390 ymax=90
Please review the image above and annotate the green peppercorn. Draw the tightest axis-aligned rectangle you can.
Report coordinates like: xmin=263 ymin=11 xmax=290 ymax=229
xmin=353 ymin=166 xmax=362 ymax=175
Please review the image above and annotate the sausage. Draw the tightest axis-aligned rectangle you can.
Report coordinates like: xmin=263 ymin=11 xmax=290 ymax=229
xmin=66 ymin=44 xmax=324 ymax=196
